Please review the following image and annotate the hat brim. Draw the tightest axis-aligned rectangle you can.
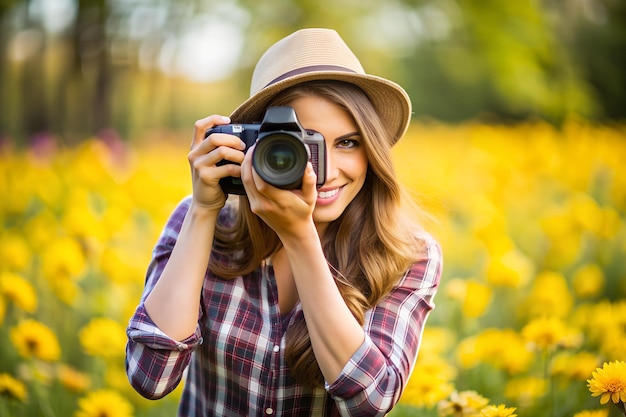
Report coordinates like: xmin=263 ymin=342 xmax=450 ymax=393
xmin=229 ymin=71 xmax=412 ymax=145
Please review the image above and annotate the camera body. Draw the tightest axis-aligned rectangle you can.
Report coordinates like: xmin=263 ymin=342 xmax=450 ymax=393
xmin=205 ymin=106 xmax=326 ymax=195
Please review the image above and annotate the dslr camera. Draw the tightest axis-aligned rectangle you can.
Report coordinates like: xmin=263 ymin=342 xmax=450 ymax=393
xmin=205 ymin=106 xmax=327 ymax=195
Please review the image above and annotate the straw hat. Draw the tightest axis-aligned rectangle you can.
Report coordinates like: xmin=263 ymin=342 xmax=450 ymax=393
xmin=229 ymin=28 xmax=412 ymax=145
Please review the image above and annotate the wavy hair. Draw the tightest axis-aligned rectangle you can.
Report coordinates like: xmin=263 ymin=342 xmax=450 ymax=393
xmin=209 ymin=81 xmax=427 ymax=387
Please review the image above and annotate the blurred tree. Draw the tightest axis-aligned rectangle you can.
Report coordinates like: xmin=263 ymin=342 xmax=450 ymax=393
xmin=394 ymin=0 xmax=621 ymax=122
xmin=567 ymin=0 xmax=626 ymax=121
xmin=0 ymin=0 xmax=111 ymax=143
xmin=0 ymin=0 xmax=21 ymax=87
xmin=69 ymin=0 xmax=111 ymax=136
xmin=0 ymin=0 xmax=624 ymax=143
xmin=19 ymin=3 xmax=48 ymax=137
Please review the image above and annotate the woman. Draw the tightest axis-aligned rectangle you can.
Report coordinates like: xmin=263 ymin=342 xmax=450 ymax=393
xmin=126 ymin=28 xmax=442 ymax=417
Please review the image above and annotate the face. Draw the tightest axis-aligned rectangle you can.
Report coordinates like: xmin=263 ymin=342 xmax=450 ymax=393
xmin=288 ymin=95 xmax=368 ymax=232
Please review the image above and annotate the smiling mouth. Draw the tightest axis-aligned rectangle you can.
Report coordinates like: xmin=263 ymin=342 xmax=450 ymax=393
xmin=318 ymin=188 xmax=340 ymax=199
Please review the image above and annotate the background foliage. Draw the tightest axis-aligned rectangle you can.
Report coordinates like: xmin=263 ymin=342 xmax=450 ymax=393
xmin=1 ymin=0 xmax=625 ymax=144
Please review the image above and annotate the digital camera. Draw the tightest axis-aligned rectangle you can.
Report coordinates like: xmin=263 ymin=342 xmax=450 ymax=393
xmin=205 ymin=106 xmax=327 ymax=195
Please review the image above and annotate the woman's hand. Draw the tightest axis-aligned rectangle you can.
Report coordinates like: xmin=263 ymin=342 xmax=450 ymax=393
xmin=189 ymin=115 xmax=246 ymax=212
xmin=241 ymin=144 xmax=318 ymax=239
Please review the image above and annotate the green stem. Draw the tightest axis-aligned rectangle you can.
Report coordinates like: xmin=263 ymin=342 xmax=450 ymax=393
xmin=33 ymin=382 xmax=56 ymax=417
xmin=543 ymin=349 xmax=556 ymax=417
xmin=0 ymin=400 xmax=11 ymax=417
xmin=29 ymin=362 xmax=56 ymax=417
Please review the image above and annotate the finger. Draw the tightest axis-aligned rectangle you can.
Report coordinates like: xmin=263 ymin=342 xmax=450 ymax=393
xmin=300 ymin=162 xmax=318 ymax=204
xmin=196 ymin=163 xmax=242 ymax=187
xmin=190 ymin=145 xmax=245 ymax=172
xmin=240 ymin=145 xmax=281 ymax=207
xmin=191 ymin=115 xmax=231 ymax=148
xmin=243 ymin=145 xmax=278 ymax=197
xmin=189 ymin=134 xmax=247 ymax=171
xmin=240 ymin=145 xmax=259 ymax=194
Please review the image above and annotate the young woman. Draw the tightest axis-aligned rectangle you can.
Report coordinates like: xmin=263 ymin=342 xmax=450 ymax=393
xmin=126 ymin=28 xmax=442 ymax=417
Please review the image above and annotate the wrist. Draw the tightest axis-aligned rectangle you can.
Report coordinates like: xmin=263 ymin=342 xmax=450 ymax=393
xmin=279 ymin=221 xmax=320 ymax=249
xmin=188 ymin=200 xmax=221 ymax=222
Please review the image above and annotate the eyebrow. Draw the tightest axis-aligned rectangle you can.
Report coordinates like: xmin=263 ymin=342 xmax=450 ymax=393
xmin=334 ymin=131 xmax=360 ymax=141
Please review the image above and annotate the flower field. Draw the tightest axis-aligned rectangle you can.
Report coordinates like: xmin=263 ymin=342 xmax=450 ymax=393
xmin=1 ymin=119 xmax=625 ymax=416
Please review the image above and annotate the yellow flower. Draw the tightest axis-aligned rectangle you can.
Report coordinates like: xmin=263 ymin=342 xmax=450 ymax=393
xmin=523 ymin=271 xmax=573 ymax=318
xmin=61 ymin=188 xmax=108 ymax=242
xmin=0 ymin=232 xmax=32 ymax=271
xmin=50 ymin=276 xmax=81 ymax=305
xmin=485 ymin=249 xmax=533 ymax=288
xmin=573 ymin=410 xmax=609 ymax=417
xmin=597 ymin=207 xmax=622 ymax=240
xmin=472 ymin=404 xmax=517 ymax=417
xmin=570 ymin=193 xmax=603 ymax=235
xmin=444 ymin=278 xmax=493 ymax=318
xmin=551 ymin=351 xmax=601 ymax=380
xmin=23 ymin=210 xmax=58 ymax=251
xmin=599 ymin=333 xmax=626 ymax=363
xmin=571 ymin=263 xmax=604 ymax=299
xmin=462 ymin=280 xmax=493 ymax=318
xmin=521 ymin=316 xmax=578 ymax=352
xmin=10 ymin=319 xmax=61 ymax=362
xmin=40 ymin=237 xmax=86 ymax=281
xmin=0 ymin=373 xmax=28 ymax=402
xmin=587 ymin=360 xmax=626 ymax=405
xmin=0 ymin=271 xmax=38 ymax=313
xmin=99 ymin=246 xmax=140 ymax=285
xmin=56 ymin=364 xmax=91 ymax=392
xmin=79 ymin=317 xmax=127 ymax=359
xmin=438 ymin=390 xmax=489 ymax=417
xmin=456 ymin=328 xmax=533 ymax=374
xmin=400 ymin=365 xmax=454 ymax=408
xmin=104 ymin=366 xmax=136 ymax=395
xmin=420 ymin=327 xmax=456 ymax=357
xmin=539 ymin=207 xmax=582 ymax=268
xmin=456 ymin=336 xmax=482 ymax=369
xmin=414 ymin=353 xmax=457 ymax=382
xmin=74 ymin=389 xmax=134 ymax=417
xmin=504 ymin=377 xmax=547 ymax=407
xmin=573 ymin=301 xmax=626 ymax=348
xmin=444 ymin=278 xmax=468 ymax=301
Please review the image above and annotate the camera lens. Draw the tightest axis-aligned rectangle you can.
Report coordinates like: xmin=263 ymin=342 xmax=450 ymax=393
xmin=267 ymin=144 xmax=297 ymax=171
xmin=252 ymin=132 xmax=309 ymax=189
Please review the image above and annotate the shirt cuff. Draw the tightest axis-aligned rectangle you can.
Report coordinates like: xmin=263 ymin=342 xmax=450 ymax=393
xmin=325 ymin=333 xmax=385 ymax=398
xmin=126 ymin=303 xmax=202 ymax=352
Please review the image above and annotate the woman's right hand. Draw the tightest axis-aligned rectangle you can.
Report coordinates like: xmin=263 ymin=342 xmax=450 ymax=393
xmin=188 ymin=115 xmax=246 ymax=211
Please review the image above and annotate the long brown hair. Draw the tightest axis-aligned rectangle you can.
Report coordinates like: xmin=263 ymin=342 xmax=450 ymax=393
xmin=209 ymin=81 xmax=427 ymax=387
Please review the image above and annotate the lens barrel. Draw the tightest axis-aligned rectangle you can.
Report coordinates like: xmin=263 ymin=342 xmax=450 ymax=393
xmin=252 ymin=132 xmax=309 ymax=189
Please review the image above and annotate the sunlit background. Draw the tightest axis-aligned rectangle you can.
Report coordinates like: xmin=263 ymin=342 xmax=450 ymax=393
xmin=1 ymin=1 xmax=625 ymax=416
xmin=2 ymin=0 xmax=625 ymax=143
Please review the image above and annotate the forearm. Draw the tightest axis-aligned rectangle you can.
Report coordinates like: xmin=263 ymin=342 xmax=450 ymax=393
xmin=281 ymin=225 xmax=365 ymax=384
xmin=144 ymin=202 xmax=218 ymax=340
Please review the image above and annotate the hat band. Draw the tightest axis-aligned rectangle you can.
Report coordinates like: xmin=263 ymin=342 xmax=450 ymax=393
xmin=264 ymin=65 xmax=358 ymax=89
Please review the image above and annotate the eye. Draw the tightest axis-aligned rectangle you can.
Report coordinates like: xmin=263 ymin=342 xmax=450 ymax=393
xmin=336 ymin=138 xmax=360 ymax=149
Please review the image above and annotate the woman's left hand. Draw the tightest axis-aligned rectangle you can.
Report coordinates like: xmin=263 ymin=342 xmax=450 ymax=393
xmin=241 ymin=144 xmax=318 ymax=239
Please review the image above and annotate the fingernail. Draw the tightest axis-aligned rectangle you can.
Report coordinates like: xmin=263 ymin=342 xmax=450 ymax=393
xmin=221 ymin=116 xmax=231 ymax=123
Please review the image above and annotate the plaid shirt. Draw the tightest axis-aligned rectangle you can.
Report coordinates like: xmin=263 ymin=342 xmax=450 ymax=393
xmin=126 ymin=197 xmax=442 ymax=417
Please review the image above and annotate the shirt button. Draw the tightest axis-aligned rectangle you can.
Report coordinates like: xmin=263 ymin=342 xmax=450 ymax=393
xmin=265 ymin=407 xmax=274 ymax=415
xmin=273 ymin=344 xmax=280 ymax=353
